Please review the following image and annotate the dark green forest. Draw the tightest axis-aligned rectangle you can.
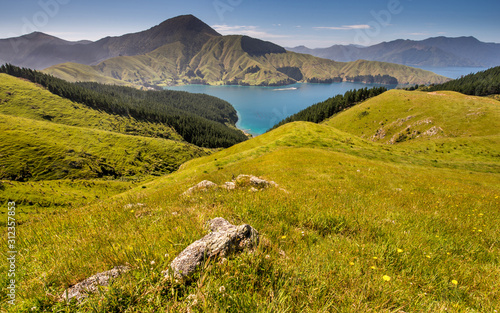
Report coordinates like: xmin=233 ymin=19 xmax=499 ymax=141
xmin=270 ymin=87 xmax=387 ymax=130
xmin=0 ymin=64 xmax=248 ymax=148
xmin=346 ymin=74 xmax=398 ymax=85
xmin=426 ymin=66 xmax=500 ymax=96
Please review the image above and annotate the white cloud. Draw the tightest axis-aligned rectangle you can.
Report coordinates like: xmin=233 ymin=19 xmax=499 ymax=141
xmin=212 ymin=25 xmax=289 ymax=39
xmin=314 ymin=25 xmax=371 ymax=30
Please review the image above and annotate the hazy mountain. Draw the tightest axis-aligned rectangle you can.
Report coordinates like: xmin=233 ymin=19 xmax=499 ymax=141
xmin=0 ymin=15 xmax=220 ymax=69
xmin=45 ymin=34 xmax=449 ymax=86
xmin=1 ymin=15 xmax=449 ymax=86
xmin=0 ymin=32 xmax=91 ymax=70
xmin=287 ymin=37 xmax=500 ymax=68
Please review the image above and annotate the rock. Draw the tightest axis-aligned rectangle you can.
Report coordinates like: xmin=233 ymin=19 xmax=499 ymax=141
xmin=60 ymin=266 xmax=130 ymax=302
xmin=235 ymin=174 xmax=278 ymax=189
xmin=169 ymin=218 xmax=259 ymax=280
xmin=221 ymin=181 xmax=236 ymax=190
xmin=182 ymin=180 xmax=217 ymax=196
xmin=250 ymin=176 xmax=273 ymax=188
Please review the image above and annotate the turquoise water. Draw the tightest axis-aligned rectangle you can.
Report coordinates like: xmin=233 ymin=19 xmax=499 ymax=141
xmin=165 ymin=82 xmax=395 ymax=135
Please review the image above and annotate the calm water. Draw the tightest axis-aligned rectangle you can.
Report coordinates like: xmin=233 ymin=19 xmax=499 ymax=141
xmin=166 ymin=82 xmax=395 ymax=135
xmin=414 ymin=66 xmax=486 ymax=79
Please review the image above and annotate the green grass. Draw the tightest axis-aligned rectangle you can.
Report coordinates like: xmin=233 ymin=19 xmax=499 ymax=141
xmin=0 ymin=113 xmax=207 ymax=182
xmin=43 ymin=62 xmax=132 ymax=86
xmin=0 ymin=73 xmax=183 ymax=140
xmin=3 ymin=105 xmax=499 ymax=312
xmin=0 ymin=179 xmax=135 ymax=212
xmin=325 ymin=90 xmax=500 ymax=143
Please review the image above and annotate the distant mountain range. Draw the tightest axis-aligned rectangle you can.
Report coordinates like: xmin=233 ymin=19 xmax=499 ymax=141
xmin=0 ymin=15 xmax=219 ymax=70
xmin=0 ymin=15 xmax=449 ymax=86
xmin=288 ymin=37 xmax=500 ymax=68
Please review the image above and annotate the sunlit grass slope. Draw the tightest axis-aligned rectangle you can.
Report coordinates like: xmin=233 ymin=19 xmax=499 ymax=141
xmin=0 ymin=113 xmax=207 ymax=182
xmin=0 ymin=73 xmax=182 ymax=140
xmin=6 ymin=117 xmax=499 ymax=311
xmin=43 ymin=62 xmax=132 ymax=86
xmin=324 ymin=89 xmax=500 ymax=144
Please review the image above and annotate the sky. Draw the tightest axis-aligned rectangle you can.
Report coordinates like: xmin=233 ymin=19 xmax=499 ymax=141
xmin=1 ymin=0 xmax=499 ymax=48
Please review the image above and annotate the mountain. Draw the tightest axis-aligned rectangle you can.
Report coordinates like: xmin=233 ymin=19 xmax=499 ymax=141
xmin=43 ymin=34 xmax=449 ymax=86
xmin=0 ymin=14 xmax=220 ymax=70
xmin=1 ymin=15 xmax=448 ymax=86
xmin=288 ymin=36 xmax=500 ymax=68
xmin=0 ymin=32 xmax=91 ymax=70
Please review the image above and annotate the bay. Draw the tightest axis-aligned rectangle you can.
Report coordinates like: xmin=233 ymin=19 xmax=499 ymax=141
xmin=165 ymin=82 xmax=395 ymax=135
xmin=413 ymin=66 xmax=487 ymax=79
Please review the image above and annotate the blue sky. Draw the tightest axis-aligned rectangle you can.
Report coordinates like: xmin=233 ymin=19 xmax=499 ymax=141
xmin=1 ymin=0 xmax=499 ymax=47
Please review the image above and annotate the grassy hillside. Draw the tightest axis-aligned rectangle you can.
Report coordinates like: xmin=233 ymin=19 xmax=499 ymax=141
xmin=0 ymin=73 xmax=183 ymax=140
xmin=44 ymin=35 xmax=450 ymax=87
xmin=1 ymin=66 xmax=248 ymax=148
xmin=324 ymin=89 xmax=500 ymax=144
xmin=0 ymin=113 xmax=207 ymax=182
xmin=5 ymin=101 xmax=499 ymax=313
xmin=42 ymin=62 xmax=131 ymax=86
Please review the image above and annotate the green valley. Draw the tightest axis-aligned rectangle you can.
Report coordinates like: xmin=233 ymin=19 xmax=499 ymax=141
xmin=3 ymin=82 xmax=499 ymax=311
xmin=0 ymin=70 xmax=248 ymax=211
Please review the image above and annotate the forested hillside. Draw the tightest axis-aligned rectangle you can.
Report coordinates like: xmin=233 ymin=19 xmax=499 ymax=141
xmin=270 ymin=87 xmax=387 ymax=130
xmin=426 ymin=66 xmax=500 ymax=96
xmin=0 ymin=64 xmax=247 ymax=148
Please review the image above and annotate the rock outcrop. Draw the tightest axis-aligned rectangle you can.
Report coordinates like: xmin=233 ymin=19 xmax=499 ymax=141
xmin=183 ymin=175 xmax=282 ymax=195
xmin=169 ymin=217 xmax=259 ymax=280
xmin=61 ymin=266 xmax=130 ymax=302
xmin=182 ymin=180 xmax=218 ymax=195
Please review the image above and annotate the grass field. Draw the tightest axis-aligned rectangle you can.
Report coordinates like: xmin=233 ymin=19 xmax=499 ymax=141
xmin=2 ymin=85 xmax=499 ymax=312
xmin=0 ymin=74 xmax=182 ymax=140
xmin=0 ymin=74 xmax=211 ymax=213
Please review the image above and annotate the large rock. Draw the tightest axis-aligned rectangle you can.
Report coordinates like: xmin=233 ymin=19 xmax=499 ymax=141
xmin=60 ymin=266 xmax=130 ymax=302
xmin=182 ymin=180 xmax=217 ymax=196
xmin=169 ymin=218 xmax=259 ymax=280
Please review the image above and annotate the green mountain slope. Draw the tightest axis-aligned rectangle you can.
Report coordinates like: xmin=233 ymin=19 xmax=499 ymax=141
xmin=4 ymin=70 xmax=499 ymax=311
xmin=0 ymin=73 xmax=182 ymax=140
xmin=44 ymin=35 xmax=450 ymax=87
xmin=0 ymin=112 xmax=207 ymax=181
xmin=324 ymin=89 xmax=500 ymax=144
xmin=426 ymin=65 xmax=500 ymax=96
xmin=0 ymin=66 xmax=248 ymax=148
xmin=41 ymin=62 xmax=132 ymax=86
xmin=10 ymin=117 xmax=499 ymax=311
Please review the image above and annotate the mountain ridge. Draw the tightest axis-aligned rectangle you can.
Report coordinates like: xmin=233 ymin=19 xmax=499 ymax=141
xmin=0 ymin=14 xmax=220 ymax=70
xmin=288 ymin=36 xmax=500 ymax=68
xmin=44 ymin=34 xmax=449 ymax=86
xmin=2 ymin=15 xmax=448 ymax=86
